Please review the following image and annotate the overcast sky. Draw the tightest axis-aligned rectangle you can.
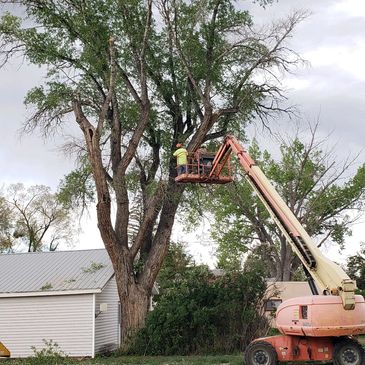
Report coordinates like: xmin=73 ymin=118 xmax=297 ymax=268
xmin=1 ymin=0 xmax=364 ymax=262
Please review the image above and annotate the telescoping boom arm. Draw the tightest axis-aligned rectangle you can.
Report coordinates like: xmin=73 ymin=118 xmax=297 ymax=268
xmin=210 ymin=135 xmax=356 ymax=310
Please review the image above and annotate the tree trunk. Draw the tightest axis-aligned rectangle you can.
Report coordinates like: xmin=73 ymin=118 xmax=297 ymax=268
xmin=282 ymin=242 xmax=295 ymax=281
xmin=99 ymin=234 xmax=152 ymax=351
xmin=278 ymin=238 xmax=293 ymax=281
xmin=116 ymin=273 xmax=150 ymax=351
xmin=282 ymin=258 xmax=292 ymax=281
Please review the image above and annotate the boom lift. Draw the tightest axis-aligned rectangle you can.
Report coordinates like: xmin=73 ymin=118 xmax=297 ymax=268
xmin=176 ymin=135 xmax=365 ymax=365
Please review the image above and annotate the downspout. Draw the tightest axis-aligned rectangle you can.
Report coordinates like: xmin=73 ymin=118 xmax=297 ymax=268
xmin=92 ymin=294 xmax=95 ymax=358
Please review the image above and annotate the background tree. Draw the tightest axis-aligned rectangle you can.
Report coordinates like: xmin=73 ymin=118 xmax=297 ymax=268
xmin=0 ymin=195 xmax=13 ymax=252
xmin=0 ymin=183 xmax=76 ymax=252
xmin=193 ymin=124 xmax=365 ymax=280
xmin=346 ymin=242 xmax=365 ymax=292
xmin=0 ymin=0 xmax=306 ymax=347
xmin=156 ymin=241 xmax=194 ymax=293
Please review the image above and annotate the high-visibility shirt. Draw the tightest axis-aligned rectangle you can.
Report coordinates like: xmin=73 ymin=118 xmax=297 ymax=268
xmin=173 ymin=148 xmax=188 ymax=165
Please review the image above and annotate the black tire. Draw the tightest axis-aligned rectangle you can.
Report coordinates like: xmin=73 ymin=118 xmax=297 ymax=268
xmin=333 ymin=338 xmax=365 ymax=365
xmin=244 ymin=341 xmax=278 ymax=365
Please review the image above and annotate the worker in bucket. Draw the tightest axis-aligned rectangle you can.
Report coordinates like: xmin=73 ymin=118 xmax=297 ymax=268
xmin=173 ymin=143 xmax=188 ymax=175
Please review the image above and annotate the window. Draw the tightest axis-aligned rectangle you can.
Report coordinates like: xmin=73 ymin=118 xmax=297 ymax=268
xmin=301 ymin=305 xmax=308 ymax=319
xmin=265 ymin=299 xmax=282 ymax=311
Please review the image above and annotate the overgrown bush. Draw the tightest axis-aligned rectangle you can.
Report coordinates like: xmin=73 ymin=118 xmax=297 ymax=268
xmin=131 ymin=265 xmax=269 ymax=355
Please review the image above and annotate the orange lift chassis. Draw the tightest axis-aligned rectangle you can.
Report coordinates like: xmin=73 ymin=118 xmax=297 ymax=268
xmin=176 ymin=135 xmax=365 ymax=365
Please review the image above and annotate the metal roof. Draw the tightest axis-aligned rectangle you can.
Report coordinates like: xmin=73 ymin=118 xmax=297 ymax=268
xmin=0 ymin=249 xmax=115 ymax=297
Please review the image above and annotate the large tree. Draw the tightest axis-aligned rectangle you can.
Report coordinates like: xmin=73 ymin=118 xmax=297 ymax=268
xmin=0 ymin=0 xmax=306 ymax=347
xmin=0 ymin=183 xmax=75 ymax=252
xmin=200 ymin=125 xmax=365 ymax=280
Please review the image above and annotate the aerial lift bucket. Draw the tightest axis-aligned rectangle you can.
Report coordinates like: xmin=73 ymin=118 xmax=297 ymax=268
xmin=175 ymin=153 xmax=233 ymax=184
xmin=0 ymin=342 xmax=10 ymax=357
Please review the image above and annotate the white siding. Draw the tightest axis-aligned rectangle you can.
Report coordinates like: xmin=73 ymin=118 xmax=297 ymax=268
xmin=0 ymin=294 xmax=93 ymax=358
xmin=95 ymin=277 xmax=120 ymax=354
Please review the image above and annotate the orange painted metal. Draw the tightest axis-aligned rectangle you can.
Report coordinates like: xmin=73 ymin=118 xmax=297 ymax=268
xmin=175 ymin=173 xmax=233 ymax=184
xmin=276 ymin=295 xmax=365 ymax=337
xmin=255 ymin=335 xmax=333 ymax=362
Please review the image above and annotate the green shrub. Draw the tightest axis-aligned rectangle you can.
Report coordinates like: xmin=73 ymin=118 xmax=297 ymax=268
xmin=27 ymin=339 xmax=72 ymax=365
xmin=131 ymin=266 xmax=268 ymax=355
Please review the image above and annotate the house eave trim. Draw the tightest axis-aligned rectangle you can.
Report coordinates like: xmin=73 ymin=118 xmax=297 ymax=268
xmin=0 ymin=289 xmax=102 ymax=298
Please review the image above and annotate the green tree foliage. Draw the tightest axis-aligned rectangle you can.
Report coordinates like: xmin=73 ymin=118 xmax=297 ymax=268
xmin=196 ymin=128 xmax=365 ymax=280
xmin=347 ymin=243 xmax=365 ymax=292
xmin=0 ymin=183 xmax=76 ymax=252
xmin=57 ymin=162 xmax=95 ymax=212
xmin=0 ymin=0 xmax=307 ymax=347
xmin=132 ymin=265 xmax=268 ymax=355
xmin=156 ymin=241 xmax=194 ymax=293
xmin=0 ymin=196 xmax=13 ymax=252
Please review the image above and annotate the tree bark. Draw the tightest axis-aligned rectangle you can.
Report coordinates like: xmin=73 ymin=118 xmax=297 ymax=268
xmin=115 ymin=268 xmax=150 ymax=350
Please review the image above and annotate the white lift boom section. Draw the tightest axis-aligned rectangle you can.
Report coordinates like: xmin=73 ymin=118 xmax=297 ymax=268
xmin=210 ymin=135 xmax=356 ymax=310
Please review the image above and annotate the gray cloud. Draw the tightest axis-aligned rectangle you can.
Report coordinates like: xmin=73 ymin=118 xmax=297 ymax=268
xmin=0 ymin=63 xmax=74 ymax=189
xmin=245 ymin=1 xmax=365 ymax=155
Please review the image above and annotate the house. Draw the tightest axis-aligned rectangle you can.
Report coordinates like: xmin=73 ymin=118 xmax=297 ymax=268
xmin=264 ymin=280 xmax=313 ymax=327
xmin=265 ymin=280 xmax=313 ymax=310
xmin=0 ymin=249 xmax=122 ymax=358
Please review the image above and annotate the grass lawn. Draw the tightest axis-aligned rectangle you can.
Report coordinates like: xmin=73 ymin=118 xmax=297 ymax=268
xmin=5 ymin=339 xmax=365 ymax=365
xmin=89 ymin=355 xmax=243 ymax=365
xmin=4 ymin=355 xmax=243 ymax=365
